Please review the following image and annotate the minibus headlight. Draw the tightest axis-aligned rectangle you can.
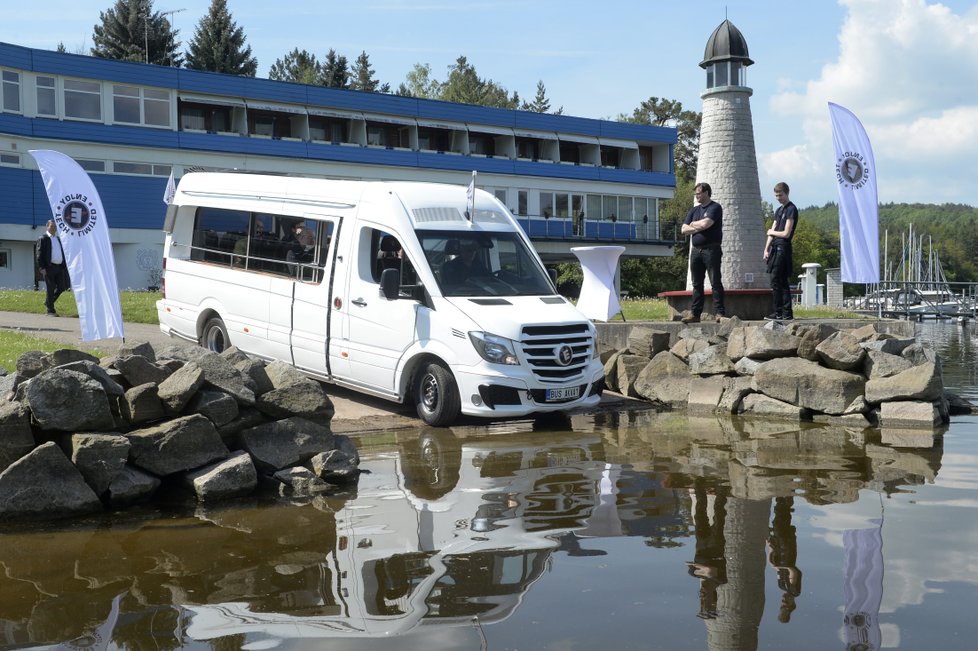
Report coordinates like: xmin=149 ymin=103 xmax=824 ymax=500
xmin=469 ymin=332 xmax=519 ymax=365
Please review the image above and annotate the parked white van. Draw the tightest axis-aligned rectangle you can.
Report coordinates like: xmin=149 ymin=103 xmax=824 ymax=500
xmin=157 ymin=172 xmax=605 ymax=426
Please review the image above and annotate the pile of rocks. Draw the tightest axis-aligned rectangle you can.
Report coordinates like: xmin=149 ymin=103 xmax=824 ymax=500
xmin=604 ymin=319 xmax=968 ymax=430
xmin=0 ymin=342 xmax=358 ymax=522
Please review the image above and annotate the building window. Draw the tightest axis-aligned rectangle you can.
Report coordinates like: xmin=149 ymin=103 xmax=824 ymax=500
xmin=468 ymin=134 xmax=495 ymax=156
xmin=366 ymin=122 xmax=408 ymax=148
xmin=36 ymin=75 xmax=56 ymax=116
xmin=518 ymin=190 xmax=528 ymax=216
xmin=64 ymin=79 xmax=101 ymax=120
xmin=179 ymin=101 xmax=231 ymax=133
xmin=417 ymin=127 xmax=450 ymax=152
xmin=0 ymin=152 xmax=19 ymax=166
xmin=2 ymin=70 xmax=20 ymax=112
xmin=113 ymin=85 xmax=170 ymax=127
xmin=516 ymin=137 xmax=538 ymax=160
xmin=540 ymin=192 xmax=554 ymax=219
xmin=0 ymin=248 xmax=10 ymax=270
xmin=601 ymin=147 xmax=620 ymax=168
xmin=310 ymin=116 xmax=348 ymax=143
xmin=143 ymin=88 xmax=170 ymax=126
xmin=77 ymin=159 xmax=105 ymax=172
xmin=113 ymin=162 xmax=170 ymax=176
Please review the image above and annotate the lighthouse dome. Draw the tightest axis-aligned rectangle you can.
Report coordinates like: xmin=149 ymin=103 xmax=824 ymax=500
xmin=700 ymin=19 xmax=754 ymax=68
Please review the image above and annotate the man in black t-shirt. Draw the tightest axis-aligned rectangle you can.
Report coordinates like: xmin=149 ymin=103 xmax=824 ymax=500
xmin=681 ymin=182 xmax=725 ymax=323
xmin=764 ymin=182 xmax=799 ymax=321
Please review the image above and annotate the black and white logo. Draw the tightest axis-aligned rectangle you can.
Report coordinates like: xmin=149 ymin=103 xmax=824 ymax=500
xmin=836 ymin=153 xmax=870 ymax=190
xmin=54 ymin=193 xmax=98 ymax=236
xmin=554 ymin=344 xmax=574 ymax=366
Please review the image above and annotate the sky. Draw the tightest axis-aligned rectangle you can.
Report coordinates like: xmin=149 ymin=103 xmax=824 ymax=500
xmin=5 ymin=0 xmax=978 ymax=209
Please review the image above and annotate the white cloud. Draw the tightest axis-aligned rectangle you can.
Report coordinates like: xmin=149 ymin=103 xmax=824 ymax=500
xmin=766 ymin=0 xmax=978 ymax=204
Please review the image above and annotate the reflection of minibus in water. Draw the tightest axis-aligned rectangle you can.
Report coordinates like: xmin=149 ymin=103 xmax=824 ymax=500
xmin=185 ymin=431 xmax=612 ymax=641
xmin=158 ymin=173 xmax=604 ymax=426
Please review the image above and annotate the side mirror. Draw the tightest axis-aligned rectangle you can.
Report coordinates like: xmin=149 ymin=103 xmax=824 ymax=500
xmin=548 ymin=267 xmax=558 ymax=288
xmin=380 ymin=267 xmax=401 ymax=300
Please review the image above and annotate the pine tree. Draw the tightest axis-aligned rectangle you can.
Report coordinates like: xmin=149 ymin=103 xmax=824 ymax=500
xmin=268 ymin=48 xmax=322 ymax=85
xmin=92 ymin=0 xmax=182 ymax=66
xmin=521 ymin=80 xmax=563 ymax=115
xmin=322 ymin=49 xmax=350 ymax=89
xmin=350 ymin=51 xmax=381 ymax=92
xmin=185 ymin=0 xmax=257 ymax=76
xmin=439 ymin=56 xmax=515 ymax=108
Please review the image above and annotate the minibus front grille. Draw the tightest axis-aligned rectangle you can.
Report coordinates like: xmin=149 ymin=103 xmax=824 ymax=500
xmin=519 ymin=323 xmax=594 ymax=382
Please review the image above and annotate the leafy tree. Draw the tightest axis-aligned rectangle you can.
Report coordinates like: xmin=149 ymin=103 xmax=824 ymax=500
xmin=621 ymin=97 xmax=701 ymax=182
xmin=184 ymin=0 xmax=257 ymax=76
xmin=521 ymin=80 xmax=563 ymax=114
xmin=92 ymin=0 xmax=182 ymax=66
xmin=350 ymin=50 xmax=381 ymax=92
xmin=396 ymin=63 xmax=441 ymax=98
xmin=322 ymin=49 xmax=350 ymax=89
xmin=268 ymin=48 xmax=321 ymax=85
xmin=439 ymin=56 xmax=516 ymax=109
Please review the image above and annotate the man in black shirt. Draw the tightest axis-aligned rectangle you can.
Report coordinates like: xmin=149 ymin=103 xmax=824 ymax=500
xmin=764 ymin=182 xmax=799 ymax=321
xmin=681 ymin=183 xmax=725 ymax=323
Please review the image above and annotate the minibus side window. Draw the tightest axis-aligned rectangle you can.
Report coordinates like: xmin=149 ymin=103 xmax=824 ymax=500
xmin=192 ymin=207 xmax=250 ymax=266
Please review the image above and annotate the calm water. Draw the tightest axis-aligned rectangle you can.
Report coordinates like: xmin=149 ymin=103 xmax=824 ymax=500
xmin=2 ymin=321 xmax=977 ymax=650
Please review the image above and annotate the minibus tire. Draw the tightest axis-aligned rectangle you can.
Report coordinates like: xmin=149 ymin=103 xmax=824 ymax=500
xmin=202 ymin=317 xmax=230 ymax=353
xmin=415 ymin=361 xmax=460 ymax=427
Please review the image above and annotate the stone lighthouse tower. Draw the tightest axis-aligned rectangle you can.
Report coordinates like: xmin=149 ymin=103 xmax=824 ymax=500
xmin=695 ymin=19 xmax=768 ymax=290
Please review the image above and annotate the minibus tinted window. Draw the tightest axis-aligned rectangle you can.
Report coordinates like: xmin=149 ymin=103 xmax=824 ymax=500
xmin=192 ymin=207 xmax=249 ymax=265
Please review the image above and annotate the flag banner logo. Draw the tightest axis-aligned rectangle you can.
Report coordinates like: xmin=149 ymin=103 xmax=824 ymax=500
xmin=828 ymin=102 xmax=880 ymax=283
xmin=30 ymin=149 xmax=125 ymax=342
xmin=163 ymin=169 xmax=176 ymax=205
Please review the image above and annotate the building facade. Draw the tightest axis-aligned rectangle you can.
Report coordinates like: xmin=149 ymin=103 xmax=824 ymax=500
xmin=0 ymin=42 xmax=677 ymax=290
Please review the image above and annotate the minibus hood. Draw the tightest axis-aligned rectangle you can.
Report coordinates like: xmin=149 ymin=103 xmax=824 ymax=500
xmin=445 ymin=295 xmax=591 ymax=339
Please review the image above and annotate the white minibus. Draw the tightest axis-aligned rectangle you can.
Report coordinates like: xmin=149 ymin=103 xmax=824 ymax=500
xmin=158 ymin=172 xmax=605 ymax=426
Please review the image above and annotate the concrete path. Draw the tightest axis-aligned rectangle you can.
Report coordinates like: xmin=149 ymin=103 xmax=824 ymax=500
xmin=0 ymin=310 xmax=642 ymax=433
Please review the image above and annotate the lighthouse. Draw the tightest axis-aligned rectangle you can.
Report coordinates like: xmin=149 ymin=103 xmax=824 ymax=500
xmin=694 ymin=19 xmax=768 ymax=291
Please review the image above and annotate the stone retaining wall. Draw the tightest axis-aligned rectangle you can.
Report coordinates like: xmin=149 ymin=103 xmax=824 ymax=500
xmin=0 ymin=342 xmax=358 ymax=522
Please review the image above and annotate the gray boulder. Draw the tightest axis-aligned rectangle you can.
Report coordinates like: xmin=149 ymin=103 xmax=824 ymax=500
xmin=183 ymin=450 xmax=257 ymax=502
xmin=615 ymin=354 xmax=651 ymax=398
xmin=24 ymin=368 xmax=115 ymax=431
xmin=860 ymin=336 xmax=915 ymax=356
xmin=879 ymin=400 xmax=944 ymax=428
xmin=15 ymin=350 xmax=48 ymax=379
xmin=127 ymin=414 xmax=229 ymax=476
xmin=122 ymin=382 xmax=166 ymax=425
xmin=753 ymin=357 xmax=866 ymax=415
xmin=815 ymin=331 xmax=866 ymax=372
xmin=307 ymin=448 xmax=359 ymax=484
xmin=626 ymin=327 xmax=671 ymax=359
xmin=725 ymin=327 xmax=748 ymax=362
xmin=186 ymin=390 xmax=240 ymax=427
xmin=744 ymin=327 xmax=801 ymax=360
xmin=237 ymin=416 xmax=335 ymax=473
xmin=112 ymin=355 xmax=172 ymax=388
xmin=0 ymin=442 xmax=102 ymax=520
xmin=196 ymin=352 xmax=256 ymax=406
xmin=671 ymin=336 xmax=710 ymax=362
xmin=105 ymin=465 xmax=161 ymax=507
xmin=602 ymin=350 xmax=624 ymax=392
xmin=46 ymin=349 xmax=100 ymax=367
xmin=69 ymin=433 xmax=130 ymax=496
xmin=273 ymin=466 xmax=333 ymax=495
xmin=717 ymin=376 xmax=754 ymax=413
xmin=734 ymin=357 xmax=763 ymax=376
xmin=116 ymin=341 xmax=157 ymax=362
xmin=687 ymin=376 xmax=728 ymax=414
xmin=865 ymin=362 xmax=944 ymax=403
xmin=0 ymin=401 xmax=35 ymax=472
xmin=157 ymin=361 xmax=205 ymax=414
xmin=56 ymin=360 xmax=126 ymax=398
xmin=234 ymin=358 xmax=274 ymax=395
xmin=864 ymin=350 xmax=913 ymax=380
xmin=634 ymin=352 xmax=691 ymax=406
xmin=739 ymin=393 xmax=804 ymax=420
xmin=688 ymin=345 xmax=736 ymax=375
xmin=255 ymin=381 xmax=334 ymax=422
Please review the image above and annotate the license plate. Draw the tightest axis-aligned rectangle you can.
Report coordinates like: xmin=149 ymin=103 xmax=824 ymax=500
xmin=546 ymin=386 xmax=579 ymax=401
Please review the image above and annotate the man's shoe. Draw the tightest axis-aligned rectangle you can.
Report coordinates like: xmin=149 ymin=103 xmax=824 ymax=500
xmin=764 ymin=313 xmax=783 ymax=321
xmin=681 ymin=313 xmax=701 ymax=324
xmin=782 ymin=314 xmax=794 ymax=321
xmin=46 ymin=310 xmax=58 ymax=317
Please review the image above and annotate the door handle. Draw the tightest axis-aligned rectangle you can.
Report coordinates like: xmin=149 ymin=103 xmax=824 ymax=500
xmin=351 ymin=298 xmax=367 ymax=307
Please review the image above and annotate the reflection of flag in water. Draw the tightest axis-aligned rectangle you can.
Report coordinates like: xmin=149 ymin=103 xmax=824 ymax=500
xmin=30 ymin=150 xmax=125 ymax=342
xmin=843 ymin=525 xmax=883 ymax=651
xmin=828 ymin=102 xmax=880 ymax=283
xmin=62 ymin=591 xmax=125 ymax=651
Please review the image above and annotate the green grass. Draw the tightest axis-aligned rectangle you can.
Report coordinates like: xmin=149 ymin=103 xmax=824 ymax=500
xmin=0 ymin=289 xmax=161 ymax=323
xmin=0 ymin=331 xmax=104 ymax=373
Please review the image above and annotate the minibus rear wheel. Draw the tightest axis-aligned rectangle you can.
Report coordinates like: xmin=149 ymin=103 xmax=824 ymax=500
xmin=415 ymin=361 xmax=460 ymax=427
xmin=202 ymin=316 xmax=229 ymax=353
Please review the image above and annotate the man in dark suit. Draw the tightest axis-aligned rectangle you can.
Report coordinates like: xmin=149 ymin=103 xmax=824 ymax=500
xmin=36 ymin=219 xmax=70 ymax=316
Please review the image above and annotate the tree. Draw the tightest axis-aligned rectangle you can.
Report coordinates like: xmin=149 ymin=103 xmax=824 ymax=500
xmin=439 ymin=56 xmax=516 ymax=109
xmin=321 ymin=49 xmax=350 ymax=89
xmin=92 ymin=0 xmax=182 ymax=66
xmin=396 ymin=63 xmax=440 ymax=98
xmin=350 ymin=50 xmax=381 ymax=92
xmin=622 ymin=97 xmax=701 ymax=182
xmin=268 ymin=48 xmax=321 ymax=85
xmin=521 ymin=80 xmax=563 ymax=114
xmin=184 ymin=0 xmax=257 ymax=76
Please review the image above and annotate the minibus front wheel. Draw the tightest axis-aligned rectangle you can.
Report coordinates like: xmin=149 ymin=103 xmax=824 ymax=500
xmin=202 ymin=316 xmax=230 ymax=353
xmin=415 ymin=361 xmax=460 ymax=427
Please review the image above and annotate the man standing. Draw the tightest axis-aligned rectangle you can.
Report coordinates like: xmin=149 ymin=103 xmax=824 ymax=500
xmin=763 ymin=182 xmax=798 ymax=321
xmin=681 ymin=183 xmax=725 ymax=323
xmin=36 ymin=219 xmax=70 ymax=316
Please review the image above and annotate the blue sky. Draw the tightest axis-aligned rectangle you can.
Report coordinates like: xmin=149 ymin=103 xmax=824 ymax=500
xmin=6 ymin=0 xmax=978 ymax=209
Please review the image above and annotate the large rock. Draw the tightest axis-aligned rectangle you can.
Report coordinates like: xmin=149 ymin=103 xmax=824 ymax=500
xmin=879 ymin=401 xmax=943 ymax=428
xmin=186 ymin=390 xmax=240 ymax=427
xmin=273 ymin=466 xmax=333 ymax=495
xmin=739 ymin=394 xmax=804 ymax=420
xmin=688 ymin=345 xmax=736 ymax=375
xmin=56 ymin=360 xmax=126 ymax=398
xmin=687 ymin=376 xmax=728 ymax=414
xmin=111 ymin=355 xmax=172 ymax=388
xmin=183 ymin=450 xmax=257 ymax=502
xmin=602 ymin=350 xmax=624 ymax=392
xmin=725 ymin=327 xmax=748 ymax=362
xmin=671 ymin=336 xmax=710 ymax=362
xmin=865 ymin=362 xmax=944 ymax=403
xmin=753 ymin=357 xmax=866 ymax=415
xmin=69 ymin=433 xmax=130 ymax=496
xmin=255 ymin=382 xmax=334 ymax=422
xmin=15 ymin=351 xmax=48 ymax=379
xmin=815 ymin=331 xmax=866 ymax=372
xmin=744 ymin=327 xmax=801 ymax=360
xmin=0 ymin=442 xmax=102 ymax=520
xmin=717 ymin=376 xmax=754 ymax=413
xmin=860 ymin=336 xmax=915 ymax=356
xmin=126 ymin=414 xmax=229 ymax=476
xmin=634 ymin=352 xmax=691 ymax=406
xmin=0 ymin=401 xmax=35 ymax=473
xmin=237 ymin=417 xmax=335 ymax=473
xmin=234 ymin=358 xmax=274 ymax=395
xmin=116 ymin=341 xmax=157 ymax=362
xmin=24 ymin=368 xmax=115 ymax=431
xmin=105 ymin=465 xmax=161 ymax=507
xmin=615 ymin=355 xmax=651 ymax=398
xmin=307 ymin=447 xmax=359 ymax=484
xmin=122 ymin=382 xmax=166 ymax=425
xmin=47 ymin=349 xmax=101 ymax=368
xmin=626 ymin=327 xmax=671 ymax=359
xmin=196 ymin=352 xmax=256 ymax=405
xmin=157 ymin=361 xmax=205 ymax=414
xmin=864 ymin=350 xmax=913 ymax=380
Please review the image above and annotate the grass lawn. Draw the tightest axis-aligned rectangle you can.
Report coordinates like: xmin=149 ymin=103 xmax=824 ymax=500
xmin=0 ymin=289 xmax=160 ymax=323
